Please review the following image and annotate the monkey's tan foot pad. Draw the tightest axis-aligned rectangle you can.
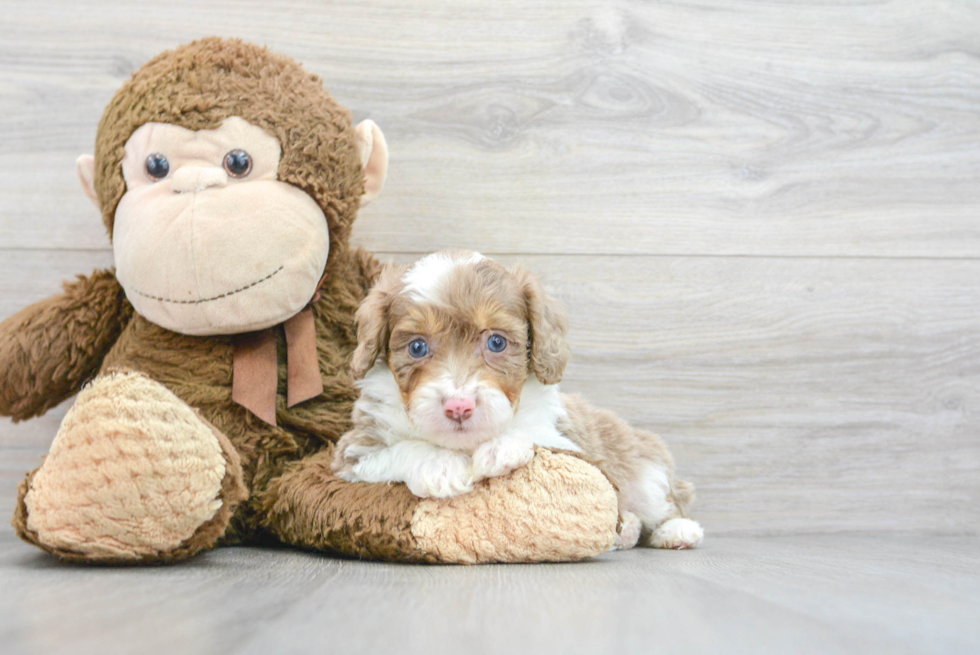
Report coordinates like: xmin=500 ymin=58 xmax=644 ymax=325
xmin=12 ymin=371 xmax=247 ymax=563
xmin=408 ymin=450 xmax=618 ymax=563
xmin=410 ymin=449 xmax=619 ymax=563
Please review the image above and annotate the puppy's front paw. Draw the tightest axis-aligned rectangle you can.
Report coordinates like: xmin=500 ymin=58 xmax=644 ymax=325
xmin=332 ymin=431 xmax=383 ymax=482
xmin=471 ymin=437 xmax=535 ymax=481
xmin=407 ymin=454 xmax=474 ymax=498
xmin=649 ymin=518 xmax=704 ymax=550
xmin=333 ymin=446 xmax=367 ymax=481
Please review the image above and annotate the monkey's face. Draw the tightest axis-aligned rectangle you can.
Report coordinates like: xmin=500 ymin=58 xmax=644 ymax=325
xmin=112 ymin=117 xmax=330 ymax=336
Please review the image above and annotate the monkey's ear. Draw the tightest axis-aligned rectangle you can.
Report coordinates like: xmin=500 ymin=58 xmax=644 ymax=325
xmin=349 ymin=264 xmax=405 ymax=380
xmin=354 ymin=120 xmax=388 ymax=207
xmin=76 ymin=155 xmax=99 ymax=208
xmin=513 ymin=264 xmax=571 ymax=385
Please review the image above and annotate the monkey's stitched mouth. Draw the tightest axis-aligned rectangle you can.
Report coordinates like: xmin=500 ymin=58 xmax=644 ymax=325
xmin=130 ymin=265 xmax=285 ymax=305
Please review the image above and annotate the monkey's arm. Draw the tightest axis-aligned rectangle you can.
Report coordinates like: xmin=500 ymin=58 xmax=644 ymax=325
xmin=0 ymin=269 xmax=132 ymax=421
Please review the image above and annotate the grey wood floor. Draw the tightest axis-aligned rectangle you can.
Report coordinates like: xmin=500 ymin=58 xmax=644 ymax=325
xmin=1 ymin=0 xmax=979 ymax=652
xmin=1 ymin=530 xmax=978 ymax=655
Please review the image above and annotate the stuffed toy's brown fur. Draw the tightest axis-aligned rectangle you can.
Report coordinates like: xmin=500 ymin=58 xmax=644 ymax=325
xmin=1 ymin=38 xmax=618 ymax=564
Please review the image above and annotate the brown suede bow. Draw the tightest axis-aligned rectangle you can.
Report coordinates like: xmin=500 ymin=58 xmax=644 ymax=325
xmin=230 ymin=308 xmax=322 ymax=426
xmin=230 ymin=273 xmax=329 ymax=426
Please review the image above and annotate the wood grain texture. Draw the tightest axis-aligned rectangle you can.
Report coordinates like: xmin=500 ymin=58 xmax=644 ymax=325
xmin=0 ymin=0 xmax=978 ymax=255
xmin=0 ymin=532 xmax=978 ymax=655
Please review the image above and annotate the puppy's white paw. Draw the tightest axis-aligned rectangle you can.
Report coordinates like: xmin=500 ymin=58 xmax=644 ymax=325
xmin=649 ymin=517 xmax=704 ymax=550
xmin=335 ymin=468 xmax=357 ymax=483
xmin=614 ymin=511 xmax=642 ymax=550
xmin=405 ymin=454 xmax=474 ymax=499
xmin=334 ymin=443 xmax=381 ymax=482
xmin=471 ymin=437 xmax=535 ymax=481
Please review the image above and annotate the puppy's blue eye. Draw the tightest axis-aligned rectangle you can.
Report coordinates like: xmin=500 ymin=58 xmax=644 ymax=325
xmin=486 ymin=334 xmax=507 ymax=353
xmin=145 ymin=153 xmax=170 ymax=180
xmin=408 ymin=339 xmax=429 ymax=358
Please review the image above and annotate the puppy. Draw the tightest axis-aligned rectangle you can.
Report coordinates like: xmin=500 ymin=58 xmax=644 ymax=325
xmin=332 ymin=251 xmax=703 ymax=549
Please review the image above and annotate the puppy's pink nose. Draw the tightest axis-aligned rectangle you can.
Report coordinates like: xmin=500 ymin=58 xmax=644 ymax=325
xmin=443 ymin=397 xmax=475 ymax=422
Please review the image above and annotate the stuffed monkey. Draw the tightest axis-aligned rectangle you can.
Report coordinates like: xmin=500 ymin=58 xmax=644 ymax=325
xmin=0 ymin=38 xmax=618 ymax=564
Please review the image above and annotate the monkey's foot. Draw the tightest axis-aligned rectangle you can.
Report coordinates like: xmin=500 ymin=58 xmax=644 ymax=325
xmin=264 ymin=447 xmax=619 ymax=564
xmin=12 ymin=371 xmax=247 ymax=563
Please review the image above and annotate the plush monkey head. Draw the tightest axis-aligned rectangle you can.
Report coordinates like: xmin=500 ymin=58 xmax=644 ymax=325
xmin=76 ymin=38 xmax=388 ymax=336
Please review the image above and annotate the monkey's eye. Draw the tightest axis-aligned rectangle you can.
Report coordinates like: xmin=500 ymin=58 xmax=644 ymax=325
xmin=223 ymin=149 xmax=252 ymax=178
xmin=145 ymin=153 xmax=170 ymax=181
xmin=408 ymin=339 xmax=429 ymax=359
xmin=486 ymin=334 xmax=507 ymax=353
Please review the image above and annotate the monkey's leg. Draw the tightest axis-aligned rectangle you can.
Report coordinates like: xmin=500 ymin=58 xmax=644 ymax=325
xmin=12 ymin=371 xmax=247 ymax=564
xmin=260 ymin=447 xmax=620 ymax=564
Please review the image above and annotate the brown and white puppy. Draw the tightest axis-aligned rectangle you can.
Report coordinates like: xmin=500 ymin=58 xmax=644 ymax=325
xmin=332 ymin=251 xmax=703 ymax=549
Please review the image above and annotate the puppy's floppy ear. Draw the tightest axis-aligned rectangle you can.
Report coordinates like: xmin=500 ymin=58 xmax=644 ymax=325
xmin=513 ymin=263 xmax=571 ymax=385
xmin=350 ymin=264 xmax=405 ymax=380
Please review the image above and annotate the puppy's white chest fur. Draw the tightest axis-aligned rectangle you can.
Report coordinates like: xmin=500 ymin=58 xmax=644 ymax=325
xmin=354 ymin=363 xmax=582 ymax=454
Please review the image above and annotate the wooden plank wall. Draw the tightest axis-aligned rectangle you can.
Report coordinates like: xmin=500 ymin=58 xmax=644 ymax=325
xmin=1 ymin=0 xmax=977 ymax=536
